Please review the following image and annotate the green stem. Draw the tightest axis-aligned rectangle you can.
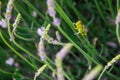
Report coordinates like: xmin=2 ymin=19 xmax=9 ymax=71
xmin=7 ymin=20 xmax=12 ymax=39
xmin=14 ymin=1 xmax=40 ymax=26
xmin=6 ymin=18 xmax=37 ymax=70
xmin=67 ymin=1 xmax=88 ymax=23
xmin=98 ymin=68 xmax=120 ymax=80
xmin=0 ymin=30 xmax=37 ymax=70
xmin=116 ymin=23 xmax=120 ymax=44
xmin=14 ymin=33 xmax=34 ymax=41
xmin=0 ymin=68 xmax=31 ymax=79
xmin=58 ymin=26 xmax=98 ymax=65
xmin=117 ymin=0 xmax=120 ymax=11
xmin=53 ymin=0 xmax=74 ymax=31
xmin=13 ymin=4 xmax=29 ymax=27
xmin=2 ymin=28 xmax=54 ymax=78
xmin=41 ymin=73 xmax=54 ymax=80
xmin=116 ymin=1 xmax=120 ymax=44
xmin=45 ymin=59 xmax=71 ymax=80
xmin=107 ymin=0 xmax=115 ymax=19
xmin=98 ymin=67 xmax=107 ymax=80
xmin=0 ymin=68 xmax=12 ymax=76
xmin=44 ymin=60 xmax=56 ymax=73
xmin=7 ymin=19 xmax=43 ymax=64
xmin=94 ymin=0 xmax=106 ymax=23
xmin=53 ymin=0 xmax=98 ymax=65
xmin=23 ymin=0 xmax=45 ymax=20
xmin=116 ymin=0 xmax=120 ymax=44
xmin=106 ymin=72 xmax=120 ymax=79
xmin=54 ymin=0 xmax=100 ymax=65
xmin=13 ymin=40 xmax=43 ymax=63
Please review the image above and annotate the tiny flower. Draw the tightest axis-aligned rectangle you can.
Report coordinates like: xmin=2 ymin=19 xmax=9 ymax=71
xmin=55 ymin=56 xmax=65 ymax=80
xmin=101 ymin=77 xmax=108 ymax=80
xmin=55 ymin=43 xmax=73 ymax=80
xmin=82 ymin=65 xmax=103 ymax=80
xmin=46 ymin=0 xmax=61 ymax=26
xmin=106 ymin=16 xmax=114 ymax=25
xmin=53 ymin=40 xmax=59 ymax=45
xmin=37 ymin=24 xmax=63 ymax=45
xmin=10 ymin=13 xmax=21 ymax=41
xmin=0 ymin=19 xmax=7 ymax=28
xmin=34 ymin=64 xmax=47 ymax=80
xmin=48 ymin=7 xmax=56 ymax=17
xmin=6 ymin=57 xmax=14 ymax=66
xmin=105 ymin=54 xmax=120 ymax=69
xmin=48 ymin=37 xmax=54 ymax=43
xmin=46 ymin=0 xmax=54 ymax=7
xmin=46 ymin=0 xmax=56 ymax=18
xmin=37 ymin=39 xmax=47 ymax=61
xmin=115 ymin=9 xmax=120 ymax=24
xmin=107 ymin=41 xmax=117 ymax=48
xmin=9 ymin=33 xmax=15 ymax=41
xmin=12 ymin=13 xmax=21 ymax=33
xmin=37 ymin=27 xmax=45 ymax=37
xmin=52 ymin=72 xmax=56 ymax=80
xmin=33 ymin=11 xmax=37 ymax=17
xmin=93 ymin=37 xmax=98 ymax=46
xmin=56 ymin=31 xmax=61 ymax=42
xmin=5 ymin=0 xmax=14 ymax=20
xmin=56 ymin=43 xmax=73 ymax=60
xmin=97 ymin=54 xmax=120 ymax=80
xmin=52 ymin=18 xmax=61 ymax=26
xmin=14 ymin=62 xmax=19 ymax=68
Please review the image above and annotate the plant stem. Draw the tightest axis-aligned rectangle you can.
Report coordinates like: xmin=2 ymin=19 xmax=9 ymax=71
xmin=116 ymin=24 xmax=120 ymax=44
xmin=58 ymin=26 xmax=99 ymax=65
xmin=107 ymin=0 xmax=115 ymax=19
xmin=94 ymin=0 xmax=106 ymax=23
xmin=0 ymin=30 xmax=37 ymax=70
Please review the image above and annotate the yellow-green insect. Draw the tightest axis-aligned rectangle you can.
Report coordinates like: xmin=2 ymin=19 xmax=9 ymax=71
xmin=74 ymin=20 xmax=87 ymax=36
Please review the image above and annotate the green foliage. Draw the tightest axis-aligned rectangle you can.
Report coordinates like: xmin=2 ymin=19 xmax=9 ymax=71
xmin=0 ymin=0 xmax=120 ymax=80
